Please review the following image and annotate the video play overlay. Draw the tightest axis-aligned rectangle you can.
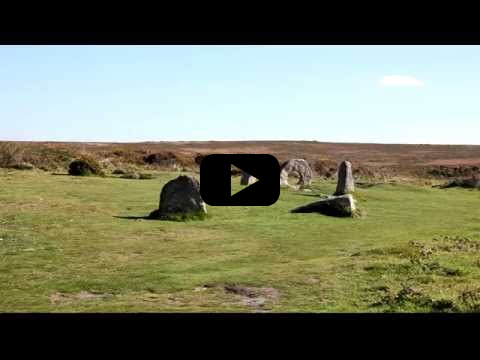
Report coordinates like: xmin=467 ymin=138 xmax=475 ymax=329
xmin=200 ymin=154 xmax=280 ymax=206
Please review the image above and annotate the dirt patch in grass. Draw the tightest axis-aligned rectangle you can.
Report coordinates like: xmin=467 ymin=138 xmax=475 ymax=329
xmin=195 ymin=283 xmax=281 ymax=311
xmin=305 ymin=276 xmax=320 ymax=284
xmin=222 ymin=284 xmax=280 ymax=311
xmin=50 ymin=291 xmax=113 ymax=304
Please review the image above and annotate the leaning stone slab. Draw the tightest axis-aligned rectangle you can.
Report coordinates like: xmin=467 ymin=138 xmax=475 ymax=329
xmin=290 ymin=194 xmax=356 ymax=217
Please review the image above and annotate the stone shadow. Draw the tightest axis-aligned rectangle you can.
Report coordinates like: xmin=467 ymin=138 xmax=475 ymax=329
xmin=113 ymin=215 xmax=154 ymax=220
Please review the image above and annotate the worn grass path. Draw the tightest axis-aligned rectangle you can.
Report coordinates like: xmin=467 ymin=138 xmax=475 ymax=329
xmin=1 ymin=170 xmax=480 ymax=312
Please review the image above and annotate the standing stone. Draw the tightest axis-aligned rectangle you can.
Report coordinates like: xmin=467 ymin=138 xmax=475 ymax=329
xmin=290 ymin=194 xmax=356 ymax=217
xmin=334 ymin=160 xmax=354 ymax=195
xmin=279 ymin=159 xmax=313 ymax=187
xmin=149 ymin=175 xmax=207 ymax=220
xmin=240 ymin=171 xmax=256 ymax=186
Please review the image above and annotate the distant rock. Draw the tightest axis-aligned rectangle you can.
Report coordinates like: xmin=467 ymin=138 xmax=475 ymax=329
xmin=435 ymin=175 xmax=480 ymax=189
xmin=334 ymin=160 xmax=354 ymax=195
xmin=149 ymin=175 xmax=207 ymax=220
xmin=280 ymin=159 xmax=313 ymax=187
xmin=290 ymin=194 xmax=356 ymax=217
xmin=10 ymin=162 xmax=34 ymax=170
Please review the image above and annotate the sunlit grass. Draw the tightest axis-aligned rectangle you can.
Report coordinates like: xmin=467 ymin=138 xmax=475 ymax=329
xmin=1 ymin=169 xmax=480 ymax=312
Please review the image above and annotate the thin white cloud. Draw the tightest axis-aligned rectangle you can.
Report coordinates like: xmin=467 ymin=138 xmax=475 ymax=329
xmin=379 ymin=75 xmax=424 ymax=87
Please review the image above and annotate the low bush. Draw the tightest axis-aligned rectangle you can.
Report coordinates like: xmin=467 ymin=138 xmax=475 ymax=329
xmin=0 ymin=143 xmax=24 ymax=168
xmin=313 ymin=159 xmax=338 ymax=178
xmin=24 ymin=147 xmax=74 ymax=171
xmin=68 ymin=155 xmax=105 ymax=177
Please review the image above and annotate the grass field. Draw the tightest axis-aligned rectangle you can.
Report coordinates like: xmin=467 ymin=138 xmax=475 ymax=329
xmin=1 ymin=169 xmax=480 ymax=312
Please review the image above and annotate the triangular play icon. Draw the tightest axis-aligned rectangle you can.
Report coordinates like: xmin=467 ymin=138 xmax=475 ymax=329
xmin=231 ymin=171 xmax=258 ymax=196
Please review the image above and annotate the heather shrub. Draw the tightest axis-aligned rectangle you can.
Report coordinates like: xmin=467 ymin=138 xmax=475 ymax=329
xmin=68 ymin=155 xmax=105 ymax=177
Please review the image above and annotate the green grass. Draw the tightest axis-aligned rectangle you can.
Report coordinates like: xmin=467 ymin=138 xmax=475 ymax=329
xmin=1 ymin=169 xmax=480 ymax=312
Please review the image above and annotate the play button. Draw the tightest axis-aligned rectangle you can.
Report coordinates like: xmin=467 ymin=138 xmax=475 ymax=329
xmin=200 ymin=154 xmax=280 ymax=206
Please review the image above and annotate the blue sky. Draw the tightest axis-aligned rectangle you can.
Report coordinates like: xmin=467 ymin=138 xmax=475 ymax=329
xmin=0 ymin=45 xmax=478 ymax=144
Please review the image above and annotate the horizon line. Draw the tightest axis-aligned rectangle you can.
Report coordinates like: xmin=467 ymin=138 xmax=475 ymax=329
xmin=1 ymin=139 xmax=480 ymax=146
